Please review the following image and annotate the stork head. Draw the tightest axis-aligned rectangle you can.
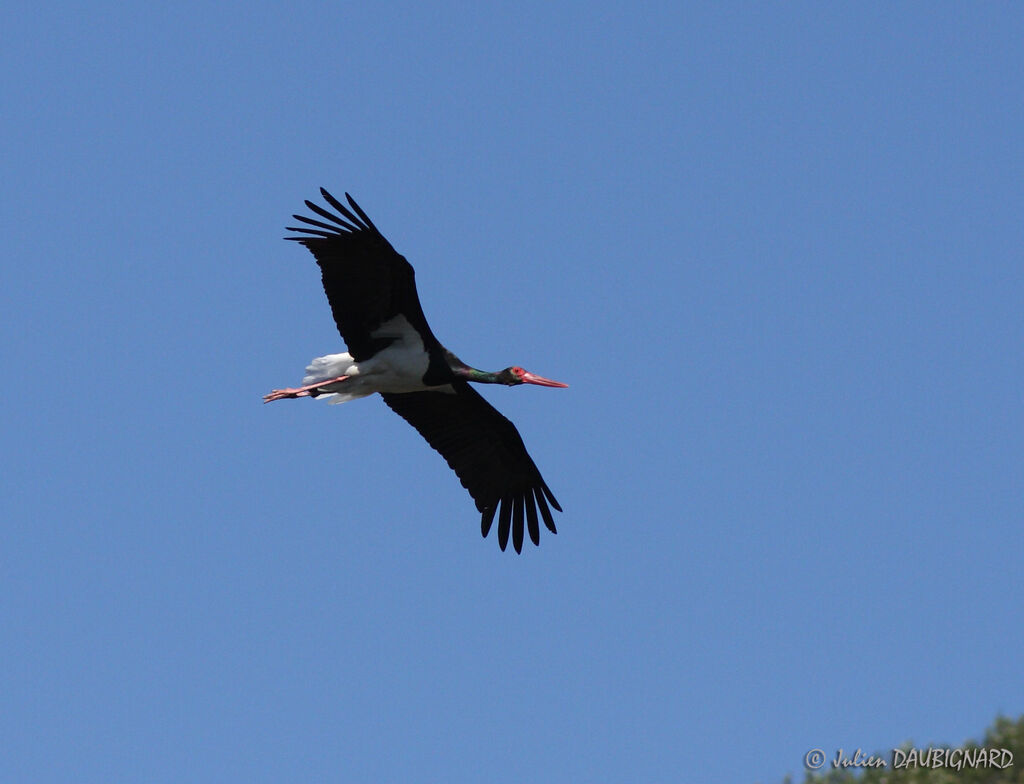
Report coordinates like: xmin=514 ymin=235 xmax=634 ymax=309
xmin=499 ymin=366 xmax=569 ymax=388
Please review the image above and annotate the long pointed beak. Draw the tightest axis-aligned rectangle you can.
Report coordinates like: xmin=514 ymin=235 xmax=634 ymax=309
xmin=520 ymin=371 xmax=569 ymax=388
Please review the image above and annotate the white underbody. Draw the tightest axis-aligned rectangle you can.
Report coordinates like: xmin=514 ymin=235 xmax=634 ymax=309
xmin=301 ymin=315 xmax=453 ymax=404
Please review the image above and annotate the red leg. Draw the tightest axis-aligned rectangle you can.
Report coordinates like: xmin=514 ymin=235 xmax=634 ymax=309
xmin=263 ymin=375 xmax=349 ymax=403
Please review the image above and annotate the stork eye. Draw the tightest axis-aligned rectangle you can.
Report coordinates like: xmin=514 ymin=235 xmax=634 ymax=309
xmin=512 ymin=366 xmax=524 ymax=376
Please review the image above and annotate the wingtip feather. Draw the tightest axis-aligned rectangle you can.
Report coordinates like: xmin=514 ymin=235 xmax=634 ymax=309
xmin=512 ymin=494 xmax=525 ymax=553
xmin=345 ymin=193 xmax=381 ymax=233
xmin=525 ymin=494 xmax=540 ymax=546
xmin=541 ymin=481 xmax=562 ymax=513
xmin=319 ymin=188 xmax=365 ymax=230
xmin=481 ymin=504 xmax=497 ymax=538
xmin=535 ymin=487 xmax=558 ymax=534
xmin=497 ymin=495 xmax=513 ymax=551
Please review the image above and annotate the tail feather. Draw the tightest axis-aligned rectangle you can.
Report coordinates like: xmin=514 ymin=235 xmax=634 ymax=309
xmin=301 ymin=352 xmax=370 ymax=405
xmin=302 ymin=352 xmax=354 ymax=385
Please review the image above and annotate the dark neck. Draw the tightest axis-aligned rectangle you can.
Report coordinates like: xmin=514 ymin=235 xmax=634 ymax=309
xmin=457 ymin=367 xmax=504 ymax=384
xmin=446 ymin=352 xmax=507 ymax=385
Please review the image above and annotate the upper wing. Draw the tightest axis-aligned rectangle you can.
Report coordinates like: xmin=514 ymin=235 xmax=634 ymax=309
xmin=382 ymin=384 xmax=562 ymax=553
xmin=286 ymin=189 xmax=439 ymax=360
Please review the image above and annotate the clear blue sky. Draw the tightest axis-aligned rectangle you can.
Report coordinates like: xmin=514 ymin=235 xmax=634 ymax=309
xmin=3 ymin=3 xmax=1021 ymax=782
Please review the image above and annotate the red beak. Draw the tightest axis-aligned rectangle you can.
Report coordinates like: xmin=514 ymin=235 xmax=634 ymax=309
xmin=520 ymin=371 xmax=569 ymax=388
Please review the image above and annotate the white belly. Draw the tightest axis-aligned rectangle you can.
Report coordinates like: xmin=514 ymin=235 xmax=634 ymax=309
xmin=301 ymin=315 xmax=442 ymax=404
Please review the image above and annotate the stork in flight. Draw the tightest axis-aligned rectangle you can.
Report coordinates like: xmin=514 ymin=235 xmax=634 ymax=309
xmin=264 ymin=189 xmax=567 ymax=553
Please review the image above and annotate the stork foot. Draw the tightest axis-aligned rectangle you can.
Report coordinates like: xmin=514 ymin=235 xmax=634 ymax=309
xmin=263 ymin=375 xmax=350 ymax=403
xmin=263 ymin=387 xmax=313 ymax=403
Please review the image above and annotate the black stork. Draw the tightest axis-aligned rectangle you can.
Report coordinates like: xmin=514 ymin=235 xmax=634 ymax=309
xmin=265 ymin=189 xmax=567 ymax=553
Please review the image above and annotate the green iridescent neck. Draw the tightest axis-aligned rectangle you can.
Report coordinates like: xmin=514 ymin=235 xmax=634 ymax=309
xmin=447 ymin=351 xmax=517 ymax=385
xmin=459 ymin=366 xmax=503 ymax=384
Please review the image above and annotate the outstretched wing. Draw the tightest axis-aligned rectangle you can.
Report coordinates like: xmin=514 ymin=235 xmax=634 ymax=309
xmin=382 ymin=384 xmax=561 ymax=553
xmin=286 ymin=189 xmax=440 ymax=360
